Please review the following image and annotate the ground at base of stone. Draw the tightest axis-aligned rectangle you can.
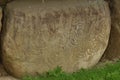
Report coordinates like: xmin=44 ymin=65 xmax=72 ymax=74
xmin=0 ymin=76 xmax=18 ymax=80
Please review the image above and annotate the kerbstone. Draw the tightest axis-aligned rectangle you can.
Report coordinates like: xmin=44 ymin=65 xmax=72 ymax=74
xmin=1 ymin=0 xmax=111 ymax=78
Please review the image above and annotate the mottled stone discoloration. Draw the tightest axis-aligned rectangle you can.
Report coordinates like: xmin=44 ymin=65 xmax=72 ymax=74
xmin=1 ymin=0 xmax=111 ymax=78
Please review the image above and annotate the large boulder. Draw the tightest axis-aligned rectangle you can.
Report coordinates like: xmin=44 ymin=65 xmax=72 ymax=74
xmin=102 ymin=0 xmax=120 ymax=60
xmin=1 ymin=0 xmax=111 ymax=78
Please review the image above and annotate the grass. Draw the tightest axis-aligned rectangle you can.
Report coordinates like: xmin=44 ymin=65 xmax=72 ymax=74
xmin=22 ymin=61 xmax=120 ymax=80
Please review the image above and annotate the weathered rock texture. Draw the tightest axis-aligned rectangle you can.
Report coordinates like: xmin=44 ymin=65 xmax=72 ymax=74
xmin=102 ymin=0 xmax=120 ymax=60
xmin=1 ymin=0 xmax=111 ymax=78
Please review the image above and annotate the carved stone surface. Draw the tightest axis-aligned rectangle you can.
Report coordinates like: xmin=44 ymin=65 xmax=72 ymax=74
xmin=1 ymin=0 xmax=111 ymax=78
